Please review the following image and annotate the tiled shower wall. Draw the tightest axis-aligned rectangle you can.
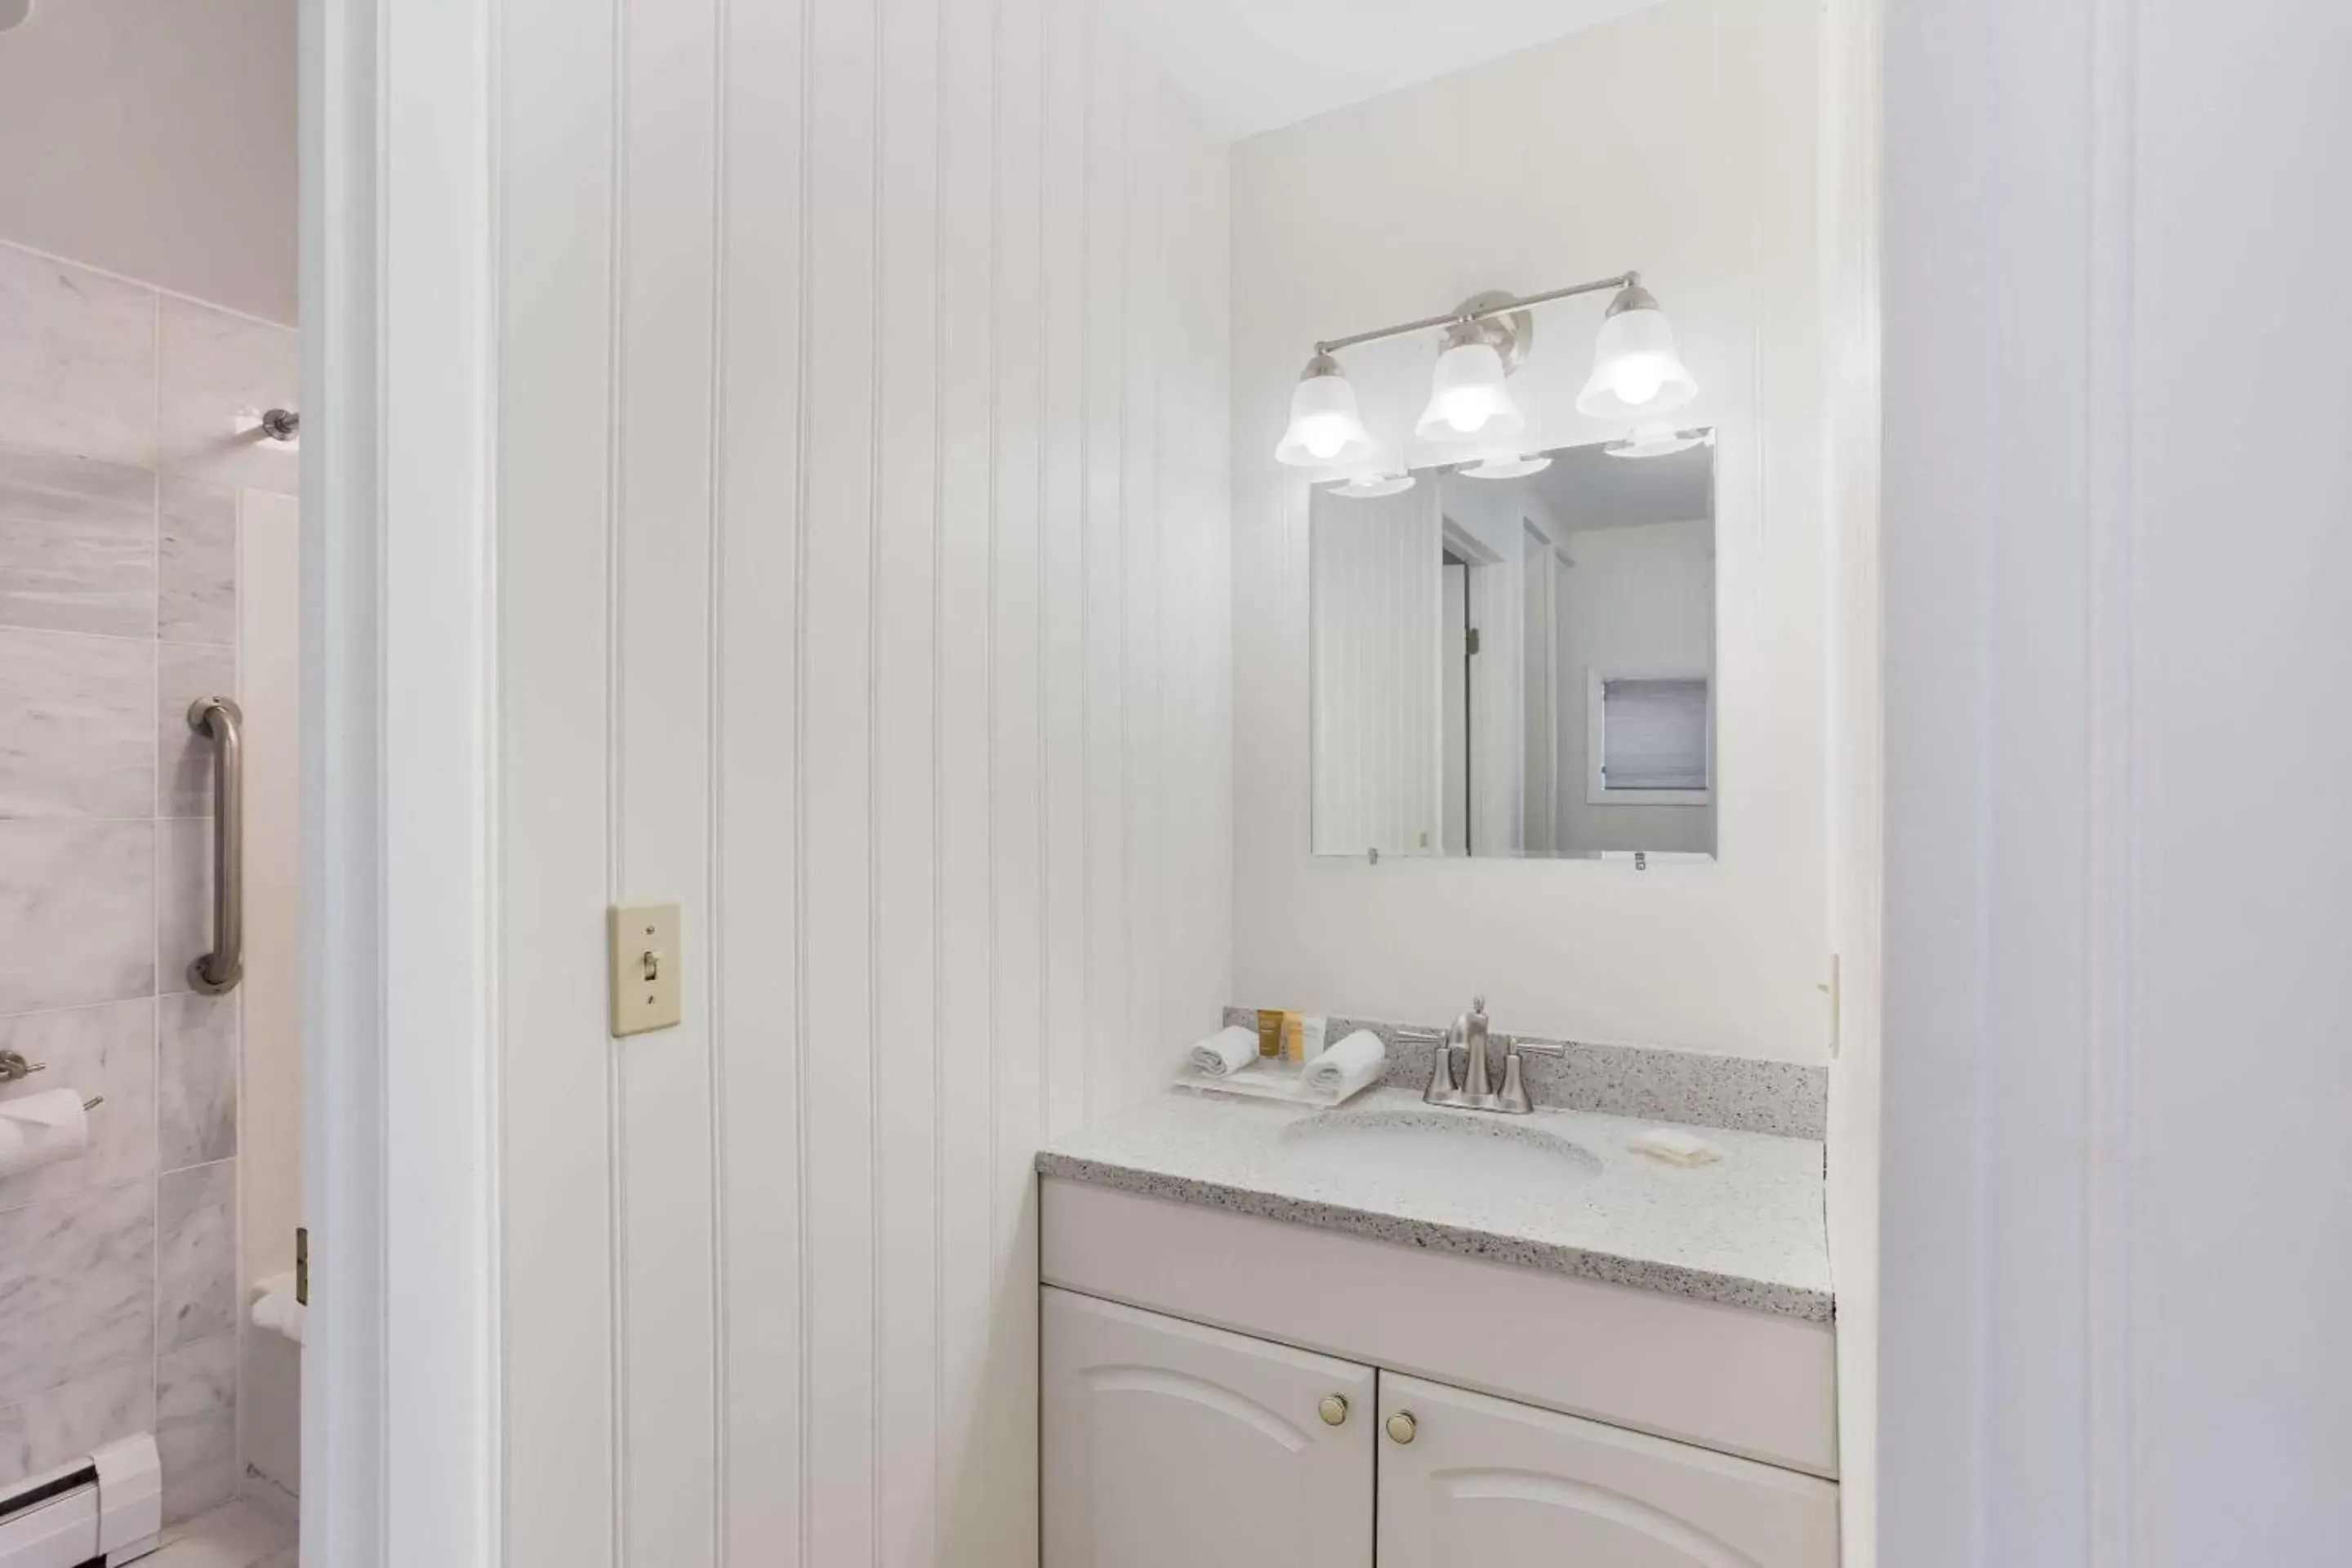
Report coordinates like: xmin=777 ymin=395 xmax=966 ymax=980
xmin=0 ymin=239 xmax=295 ymax=1521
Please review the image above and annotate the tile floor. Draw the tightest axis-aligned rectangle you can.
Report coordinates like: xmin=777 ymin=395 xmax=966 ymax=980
xmin=142 ymin=1497 xmax=296 ymax=1567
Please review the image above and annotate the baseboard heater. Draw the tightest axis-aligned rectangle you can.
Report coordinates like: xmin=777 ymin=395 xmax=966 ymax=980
xmin=0 ymin=1436 xmax=160 ymax=1568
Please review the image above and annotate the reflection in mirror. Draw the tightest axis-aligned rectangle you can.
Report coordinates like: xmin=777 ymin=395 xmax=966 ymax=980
xmin=1309 ymin=434 xmax=1715 ymax=861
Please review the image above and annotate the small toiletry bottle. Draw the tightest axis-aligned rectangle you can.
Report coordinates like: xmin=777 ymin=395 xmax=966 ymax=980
xmin=1257 ymin=1009 xmax=1284 ymax=1059
xmin=1281 ymin=1012 xmax=1304 ymax=1062
xmin=1300 ymin=1015 xmax=1329 ymax=1064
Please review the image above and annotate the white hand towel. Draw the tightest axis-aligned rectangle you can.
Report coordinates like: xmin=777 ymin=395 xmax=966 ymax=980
xmin=1187 ymin=1024 xmax=1262 ymax=1079
xmin=252 ymin=1272 xmax=308 ymax=1345
xmin=1303 ymin=1030 xmax=1385 ymax=1096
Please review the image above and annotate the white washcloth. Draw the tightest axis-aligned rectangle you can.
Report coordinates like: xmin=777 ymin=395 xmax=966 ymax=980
xmin=1303 ymin=1029 xmax=1385 ymax=1097
xmin=252 ymin=1272 xmax=307 ymax=1345
xmin=1187 ymin=1024 xmax=1262 ymax=1079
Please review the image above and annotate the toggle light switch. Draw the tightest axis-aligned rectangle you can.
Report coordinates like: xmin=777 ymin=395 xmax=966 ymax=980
xmin=608 ymin=901 xmax=682 ymax=1036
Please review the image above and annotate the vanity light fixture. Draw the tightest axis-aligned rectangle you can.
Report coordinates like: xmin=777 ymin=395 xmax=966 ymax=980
xmin=1330 ymin=472 xmax=1418 ymax=499
xmin=1278 ymin=272 xmax=1695 ymax=467
xmin=1605 ymin=424 xmax=1711 ymax=460
xmin=1462 ymin=453 xmax=1553 ymax=480
xmin=1274 ymin=351 xmax=1377 ymax=466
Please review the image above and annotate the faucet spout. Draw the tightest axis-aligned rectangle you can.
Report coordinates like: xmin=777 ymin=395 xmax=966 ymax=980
xmin=1460 ymin=995 xmax=1496 ymax=1109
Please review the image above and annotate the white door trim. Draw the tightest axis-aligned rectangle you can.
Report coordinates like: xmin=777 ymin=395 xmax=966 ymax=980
xmin=301 ymin=0 xmax=500 ymax=1562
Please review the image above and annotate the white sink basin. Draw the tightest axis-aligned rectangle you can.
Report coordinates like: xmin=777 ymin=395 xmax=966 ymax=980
xmin=1277 ymin=1106 xmax=1601 ymax=1194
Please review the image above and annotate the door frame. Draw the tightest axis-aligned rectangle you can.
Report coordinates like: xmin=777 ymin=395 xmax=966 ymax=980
xmin=301 ymin=0 xmax=500 ymax=1561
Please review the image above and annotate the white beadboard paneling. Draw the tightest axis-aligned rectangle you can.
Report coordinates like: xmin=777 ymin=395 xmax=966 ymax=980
xmin=871 ymin=1 xmax=943 ymax=1561
xmin=1309 ymin=485 xmax=1441 ymax=857
xmin=613 ymin=0 xmax=723 ymax=1561
xmin=495 ymin=0 xmax=620 ymax=1557
xmin=931 ymin=0 xmax=1000 ymax=1557
xmin=493 ymin=0 xmax=1232 ymax=1560
xmin=802 ymin=0 xmax=881 ymax=1558
xmin=1078 ymin=21 xmax=1129 ymax=1127
xmin=711 ymin=0 xmax=807 ymax=1559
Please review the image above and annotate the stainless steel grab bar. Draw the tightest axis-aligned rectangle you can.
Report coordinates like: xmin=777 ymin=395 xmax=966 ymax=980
xmin=187 ymin=697 xmax=243 ymax=994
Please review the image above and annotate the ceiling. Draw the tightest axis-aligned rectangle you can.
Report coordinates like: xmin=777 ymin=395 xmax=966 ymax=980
xmin=1101 ymin=0 xmax=1666 ymax=141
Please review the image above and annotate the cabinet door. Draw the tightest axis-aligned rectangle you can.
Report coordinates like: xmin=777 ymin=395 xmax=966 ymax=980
xmin=1377 ymin=1373 xmax=1839 ymax=1568
xmin=1043 ymin=1287 xmax=1374 ymax=1568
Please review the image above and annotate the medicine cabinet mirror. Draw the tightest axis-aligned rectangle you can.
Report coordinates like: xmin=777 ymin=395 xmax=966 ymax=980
xmin=1309 ymin=434 xmax=1717 ymax=862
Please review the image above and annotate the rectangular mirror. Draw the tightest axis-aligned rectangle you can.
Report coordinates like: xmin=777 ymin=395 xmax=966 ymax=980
xmin=1309 ymin=433 xmax=1716 ymax=861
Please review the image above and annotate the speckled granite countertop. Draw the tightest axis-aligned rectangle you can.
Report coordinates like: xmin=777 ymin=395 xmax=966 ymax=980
xmin=1036 ymin=1087 xmax=1833 ymax=1322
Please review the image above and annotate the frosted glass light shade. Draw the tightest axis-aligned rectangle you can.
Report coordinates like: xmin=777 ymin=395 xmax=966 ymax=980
xmin=1275 ymin=358 xmax=1375 ymax=466
xmin=1414 ymin=341 xmax=1526 ymax=443
xmin=1577 ymin=303 xmax=1698 ymax=420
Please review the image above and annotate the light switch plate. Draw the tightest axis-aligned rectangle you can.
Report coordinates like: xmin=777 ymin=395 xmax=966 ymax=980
xmin=609 ymin=901 xmax=682 ymax=1036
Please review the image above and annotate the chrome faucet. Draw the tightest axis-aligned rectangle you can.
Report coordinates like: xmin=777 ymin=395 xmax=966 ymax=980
xmin=1423 ymin=995 xmax=1557 ymax=1115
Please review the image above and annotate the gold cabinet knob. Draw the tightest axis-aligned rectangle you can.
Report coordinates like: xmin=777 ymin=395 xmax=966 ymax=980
xmin=1385 ymin=1410 xmax=1418 ymax=1445
xmin=1318 ymin=1394 xmax=1350 ymax=1427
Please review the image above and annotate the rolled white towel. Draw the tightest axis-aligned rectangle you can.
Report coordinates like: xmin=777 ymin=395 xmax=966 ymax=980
xmin=251 ymin=1272 xmax=307 ymax=1346
xmin=1303 ymin=1029 xmax=1385 ymax=1097
xmin=1187 ymin=1024 xmax=1263 ymax=1079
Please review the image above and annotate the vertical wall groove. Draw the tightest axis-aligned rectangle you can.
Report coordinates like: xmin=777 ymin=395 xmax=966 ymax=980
xmin=601 ymin=1 xmax=631 ymax=1559
xmin=703 ymin=0 xmax=733 ymax=1555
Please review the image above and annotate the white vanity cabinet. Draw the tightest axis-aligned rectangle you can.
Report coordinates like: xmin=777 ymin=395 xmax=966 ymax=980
xmin=1043 ymin=1288 xmax=1838 ymax=1568
xmin=1042 ymin=1289 xmax=1374 ymax=1568
xmin=1375 ymin=1373 xmax=1839 ymax=1568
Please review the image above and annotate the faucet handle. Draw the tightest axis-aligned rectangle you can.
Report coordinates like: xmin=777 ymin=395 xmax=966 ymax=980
xmin=1499 ymin=1053 xmax=1531 ymax=1114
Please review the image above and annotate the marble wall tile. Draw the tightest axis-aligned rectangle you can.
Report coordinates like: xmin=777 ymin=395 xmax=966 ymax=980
xmin=158 ymin=992 xmax=238 ymax=1172
xmin=0 ymin=627 xmax=155 ymax=820
xmin=0 ymin=1001 xmax=156 ymax=1213
xmin=157 ymin=815 xmax=214 ymax=996
xmin=156 ymin=1330 xmax=238 ymax=1523
xmin=0 ymin=1356 xmax=154 ymax=1489
xmin=0 ymin=443 xmax=157 ymax=638
xmin=0 ymin=820 xmax=155 ymax=1013
xmin=158 ymin=296 xmax=298 ymax=496
xmin=158 ymin=479 xmax=237 ymax=645
xmin=159 ymin=643 xmax=237 ymax=817
xmin=0 ymin=1180 xmax=155 ymax=1406
xmin=0 ymin=246 xmax=158 ymax=468
xmin=157 ymin=1159 xmax=236 ymax=1349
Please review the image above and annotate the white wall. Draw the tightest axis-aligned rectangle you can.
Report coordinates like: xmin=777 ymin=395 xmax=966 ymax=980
xmin=1231 ymin=0 xmax=1829 ymax=1055
xmin=1880 ymin=0 xmax=2352 ymax=1563
xmin=0 ymin=0 xmax=296 ymax=324
xmin=490 ymin=1 xmax=1230 ymax=1563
